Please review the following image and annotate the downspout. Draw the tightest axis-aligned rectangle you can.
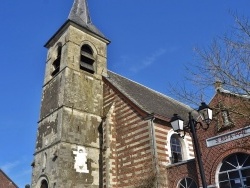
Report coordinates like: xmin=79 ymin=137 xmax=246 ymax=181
xmin=147 ymin=114 xmax=159 ymax=187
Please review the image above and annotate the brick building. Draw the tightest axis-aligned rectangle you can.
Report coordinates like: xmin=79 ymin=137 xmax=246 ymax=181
xmin=165 ymin=83 xmax=250 ymax=188
xmin=196 ymin=84 xmax=250 ymax=187
xmin=0 ymin=169 xmax=18 ymax=188
xmin=31 ymin=0 xmax=250 ymax=188
xmin=102 ymin=71 xmax=195 ymax=187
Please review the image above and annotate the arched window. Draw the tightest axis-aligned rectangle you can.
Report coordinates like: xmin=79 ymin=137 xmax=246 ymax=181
xmin=40 ymin=180 xmax=48 ymax=188
xmin=178 ymin=177 xmax=198 ymax=188
xmin=51 ymin=44 xmax=62 ymax=76
xmin=170 ymin=134 xmax=183 ymax=163
xmin=80 ymin=44 xmax=95 ymax=74
xmin=218 ymin=153 xmax=250 ymax=187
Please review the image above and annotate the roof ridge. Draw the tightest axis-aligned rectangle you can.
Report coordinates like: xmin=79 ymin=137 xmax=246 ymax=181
xmin=107 ymin=70 xmax=193 ymax=111
xmin=106 ymin=71 xmax=152 ymax=114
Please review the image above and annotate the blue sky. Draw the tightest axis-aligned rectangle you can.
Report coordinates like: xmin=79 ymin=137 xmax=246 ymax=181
xmin=1 ymin=0 xmax=250 ymax=187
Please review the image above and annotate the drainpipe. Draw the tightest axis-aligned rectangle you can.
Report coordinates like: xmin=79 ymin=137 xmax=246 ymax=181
xmin=146 ymin=114 xmax=159 ymax=188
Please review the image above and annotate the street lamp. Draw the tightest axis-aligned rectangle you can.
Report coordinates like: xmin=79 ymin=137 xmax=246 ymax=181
xmin=170 ymin=102 xmax=212 ymax=188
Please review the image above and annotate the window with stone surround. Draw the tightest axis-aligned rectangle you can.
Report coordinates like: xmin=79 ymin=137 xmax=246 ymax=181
xmin=178 ymin=177 xmax=198 ymax=188
xmin=167 ymin=130 xmax=193 ymax=165
xmin=170 ymin=134 xmax=183 ymax=163
xmin=80 ymin=44 xmax=95 ymax=74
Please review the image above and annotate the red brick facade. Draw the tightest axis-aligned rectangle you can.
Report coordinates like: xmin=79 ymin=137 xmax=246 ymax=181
xmin=103 ymin=80 xmax=154 ymax=187
xmin=195 ymin=91 xmax=250 ymax=187
xmin=0 ymin=170 xmax=18 ymax=188
xmin=166 ymin=160 xmax=198 ymax=188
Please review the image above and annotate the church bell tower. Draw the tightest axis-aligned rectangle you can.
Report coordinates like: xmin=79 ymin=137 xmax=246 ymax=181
xmin=31 ymin=0 xmax=110 ymax=187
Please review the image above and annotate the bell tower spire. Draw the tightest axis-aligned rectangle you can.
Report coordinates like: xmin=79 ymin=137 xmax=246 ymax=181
xmin=68 ymin=0 xmax=91 ymax=25
xmin=68 ymin=0 xmax=106 ymax=38
xmin=32 ymin=0 xmax=109 ymax=187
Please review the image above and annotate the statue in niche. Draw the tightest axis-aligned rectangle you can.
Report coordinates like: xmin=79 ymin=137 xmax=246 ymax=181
xmin=73 ymin=146 xmax=89 ymax=173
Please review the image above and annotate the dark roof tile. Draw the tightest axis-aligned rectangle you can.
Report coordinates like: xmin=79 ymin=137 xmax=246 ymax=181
xmin=106 ymin=71 xmax=194 ymax=121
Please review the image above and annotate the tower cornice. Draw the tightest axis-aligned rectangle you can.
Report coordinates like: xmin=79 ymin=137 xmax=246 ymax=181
xmin=44 ymin=20 xmax=110 ymax=48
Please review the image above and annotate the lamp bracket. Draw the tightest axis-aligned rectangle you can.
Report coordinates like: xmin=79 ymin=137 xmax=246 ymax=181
xmin=195 ymin=121 xmax=209 ymax=131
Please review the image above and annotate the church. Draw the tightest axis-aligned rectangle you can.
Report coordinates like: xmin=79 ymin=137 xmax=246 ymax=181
xmin=31 ymin=0 xmax=250 ymax=188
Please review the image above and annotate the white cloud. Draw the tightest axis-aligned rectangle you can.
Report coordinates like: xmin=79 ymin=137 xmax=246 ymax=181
xmin=129 ymin=48 xmax=167 ymax=73
xmin=0 ymin=158 xmax=32 ymax=187
xmin=0 ymin=160 xmax=20 ymax=173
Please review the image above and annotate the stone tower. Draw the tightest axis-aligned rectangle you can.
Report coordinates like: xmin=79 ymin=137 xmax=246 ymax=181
xmin=31 ymin=0 xmax=110 ymax=187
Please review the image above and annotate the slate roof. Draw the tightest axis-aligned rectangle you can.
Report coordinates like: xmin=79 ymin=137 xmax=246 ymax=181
xmin=105 ymin=71 xmax=194 ymax=121
xmin=68 ymin=0 xmax=106 ymax=39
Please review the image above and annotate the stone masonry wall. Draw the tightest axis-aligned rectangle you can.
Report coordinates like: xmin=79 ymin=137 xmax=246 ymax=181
xmin=32 ymin=23 xmax=108 ymax=188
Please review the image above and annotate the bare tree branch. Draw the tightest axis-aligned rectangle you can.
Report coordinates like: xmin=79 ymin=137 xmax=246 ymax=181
xmin=168 ymin=14 xmax=250 ymax=118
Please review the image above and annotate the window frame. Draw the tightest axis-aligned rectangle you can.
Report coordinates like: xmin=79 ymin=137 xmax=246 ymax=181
xmin=217 ymin=153 xmax=250 ymax=188
xmin=178 ymin=177 xmax=198 ymax=188
xmin=170 ymin=134 xmax=183 ymax=164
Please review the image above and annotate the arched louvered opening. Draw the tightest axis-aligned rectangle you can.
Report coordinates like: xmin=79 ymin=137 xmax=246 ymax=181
xmin=80 ymin=44 xmax=95 ymax=74
xmin=51 ymin=44 xmax=62 ymax=76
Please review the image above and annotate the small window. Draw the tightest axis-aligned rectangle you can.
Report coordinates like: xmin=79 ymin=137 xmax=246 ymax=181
xmin=178 ymin=177 xmax=198 ymax=188
xmin=51 ymin=45 xmax=62 ymax=76
xmin=170 ymin=134 xmax=183 ymax=163
xmin=80 ymin=44 xmax=95 ymax=74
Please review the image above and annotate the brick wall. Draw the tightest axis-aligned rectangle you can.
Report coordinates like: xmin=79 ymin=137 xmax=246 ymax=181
xmin=166 ymin=159 xmax=198 ymax=188
xmin=154 ymin=124 xmax=194 ymax=165
xmin=0 ymin=170 xmax=18 ymax=188
xmin=196 ymin=92 xmax=250 ymax=186
xmin=103 ymin=82 xmax=154 ymax=187
xmin=103 ymin=80 xmax=199 ymax=188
